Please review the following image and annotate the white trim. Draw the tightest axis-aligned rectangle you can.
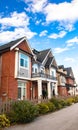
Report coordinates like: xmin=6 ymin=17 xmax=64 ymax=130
xmin=49 ymin=57 xmax=54 ymax=68
xmin=10 ymin=36 xmax=34 ymax=55
xmin=10 ymin=37 xmax=26 ymax=50
xmin=25 ymin=38 xmax=34 ymax=55
xmin=19 ymin=52 xmax=29 ymax=69
xmin=14 ymin=50 xmax=19 ymax=78
xmin=31 ymin=77 xmax=57 ymax=83
xmin=17 ymin=79 xmax=27 ymax=83
xmin=18 ymin=81 xmax=27 ymax=100
xmin=17 ymin=77 xmax=31 ymax=80
xmin=42 ymin=49 xmax=52 ymax=65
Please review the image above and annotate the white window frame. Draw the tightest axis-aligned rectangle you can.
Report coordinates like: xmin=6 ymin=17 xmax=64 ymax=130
xmin=32 ymin=64 xmax=38 ymax=73
xmin=18 ymin=82 xmax=26 ymax=100
xmin=19 ymin=53 xmax=29 ymax=69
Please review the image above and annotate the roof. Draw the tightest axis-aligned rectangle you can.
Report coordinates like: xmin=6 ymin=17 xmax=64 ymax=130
xmin=58 ymin=65 xmax=64 ymax=69
xmin=65 ymin=67 xmax=74 ymax=78
xmin=45 ymin=57 xmax=54 ymax=67
xmin=0 ymin=37 xmax=33 ymax=55
xmin=0 ymin=37 xmax=24 ymax=52
xmin=33 ymin=48 xmax=51 ymax=63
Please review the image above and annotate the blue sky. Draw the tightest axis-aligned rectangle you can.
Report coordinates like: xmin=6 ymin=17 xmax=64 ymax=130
xmin=0 ymin=0 xmax=78 ymax=83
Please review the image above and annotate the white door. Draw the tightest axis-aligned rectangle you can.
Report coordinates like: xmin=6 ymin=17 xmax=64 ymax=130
xmin=18 ymin=82 xmax=26 ymax=100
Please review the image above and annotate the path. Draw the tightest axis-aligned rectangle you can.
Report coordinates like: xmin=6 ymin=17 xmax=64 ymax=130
xmin=5 ymin=103 xmax=78 ymax=130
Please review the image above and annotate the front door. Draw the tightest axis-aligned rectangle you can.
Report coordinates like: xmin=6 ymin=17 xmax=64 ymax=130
xmin=18 ymin=82 xmax=26 ymax=100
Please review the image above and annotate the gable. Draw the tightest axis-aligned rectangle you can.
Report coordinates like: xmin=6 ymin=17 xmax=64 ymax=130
xmin=16 ymin=40 xmax=33 ymax=55
xmin=52 ymin=58 xmax=57 ymax=68
xmin=0 ymin=37 xmax=33 ymax=56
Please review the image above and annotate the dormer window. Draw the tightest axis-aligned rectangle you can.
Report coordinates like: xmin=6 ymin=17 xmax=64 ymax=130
xmin=32 ymin=64 xmax=38 ymax=73
xmin=40 ymin=66 xmax=44 ymax=73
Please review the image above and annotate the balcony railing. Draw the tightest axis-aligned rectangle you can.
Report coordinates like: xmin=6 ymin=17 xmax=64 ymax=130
xmin=32 ymin=72 xmax=57 ymax=80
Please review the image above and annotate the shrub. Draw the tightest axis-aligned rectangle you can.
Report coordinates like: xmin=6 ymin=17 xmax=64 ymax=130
xmin=74 ymin=96 xmax=78 ymax=103
xmin=58 ymin=99 xmax=67 ymax=108
xmin=50 ymin=98 xmax=62 ymax=110
xmin=65 ymin=98 xmax=74 ymax=106
xmin=37 ymin=103 xmax=49 ymax=114
xmin=7 ymin=100 xmax=39 ymax=123
xmin=46 ymin=102 xmax=56 ymax=112
xmin=0 ymin=114 xmax=10 ymax=128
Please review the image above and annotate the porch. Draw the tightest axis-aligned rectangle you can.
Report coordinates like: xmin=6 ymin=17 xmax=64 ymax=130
xmin=31 ymin=79 xmax=57 ymax=100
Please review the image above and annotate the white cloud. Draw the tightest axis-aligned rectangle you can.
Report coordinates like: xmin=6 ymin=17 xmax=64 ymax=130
xmin=58 ymin=22 xmax=75 ymax=31
xmin=44 ymin=0 xmax=78 ymax=22
xmin=0 ymin=28 xmax=37 ymax=45
xmin=24 ymin=0 xmax=48 ymax=13
xmin=54 ymin=47 xmax=69 ymax=54
xmin=0 ymin=12 xmax=29 ymax=28
xmin=39 ymin=30 xmax=48 ymax=37
xmin=42 ymin=0 xmax=78 ymax=31
xmin=64 ymin=57 xmax=75 ymax=62
xmin=48 ymin=31 xmax=67 ymax=39
xmin=23 ymin=0 xmax=78 ymax=31
xmin=67 ymin=43 xmax=74 ymax=47
xmin=0 ymin=11 xmax=37 ymax=44
xmin=66 ymin=36 xmax=78 ymax=44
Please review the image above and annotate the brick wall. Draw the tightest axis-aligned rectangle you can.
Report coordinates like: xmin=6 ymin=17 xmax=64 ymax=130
xmin=58 ymin=86 xmax=68 ymax=96
xmin=0 ymin=40 xmax=32 ymax=101
xmin=66 ymin=78 xmax=74 ymax=85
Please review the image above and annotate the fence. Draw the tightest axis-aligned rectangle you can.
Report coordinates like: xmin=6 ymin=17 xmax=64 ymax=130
xmin=0 ymin=96 xmax=73 ymax=114
xmin=0 ymin=99 xmax=49 ymax=114
xmin=0 ymin=100 xmax=14 ymax=114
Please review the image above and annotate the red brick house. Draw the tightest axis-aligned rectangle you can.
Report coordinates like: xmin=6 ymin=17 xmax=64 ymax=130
xmin=65 ymin=67 xmax=75 ymax=96
xmin=0 ymin=37 xmax=58 ymax=101
xmin=31 ymin=49 xmax=58 ymax=99
xmin=57 ymin=65 xmax=68 ymax=96
xmin=57 ymin=65 xmax=75 ymax=96
xmin=0 ymin=37 xmax=76 ymax=101
xmin=0 ymin=37 xmax=33 ymax=101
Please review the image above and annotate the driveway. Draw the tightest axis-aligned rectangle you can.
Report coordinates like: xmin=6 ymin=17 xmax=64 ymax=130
xmin=5 ymin=103 xmax=78 ymax=130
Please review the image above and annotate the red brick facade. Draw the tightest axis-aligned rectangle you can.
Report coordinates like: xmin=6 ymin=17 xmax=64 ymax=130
xmin=58 ymin=86 xmax=68 ymax=96
xmin=0 ymin=40 xmax=32 ymax=101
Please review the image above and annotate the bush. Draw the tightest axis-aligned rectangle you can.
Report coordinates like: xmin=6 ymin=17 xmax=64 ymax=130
xmin=65 ymin=98 xmax=73 ymax=106
xmin=37 ymin=103 xmax=49 ymax=114
xmin=46 ymin=102 xmax=56 ymax=112
xmin=50 ymin=98 xmax=62 ymax=110
xmin=0 ymin=114 xmax=10 ymax=128
xmin=7 ymin=100 xmax=39 ymax=123
xmin=58 ymin=99 xmax=67 ymax=108
xmin=74 ymin=96 xmax=78 ymax=103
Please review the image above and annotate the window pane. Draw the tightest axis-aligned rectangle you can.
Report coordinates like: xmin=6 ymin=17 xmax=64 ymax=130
xmin=25 ymin=60 xmax=28 ymax=67
xmin=20 ymin=53 xmax=28 ymax=68
xmin=35 ymin=68 xmax=37 ymax=73
xmin=20 ymin=58 xmax=24 ymax=67
xmin=23 ymin=88 xmax=26 ymax=97
xmin=18 ymin=88 xmax=21 ymax=99
xmin=52 ymin=71 xmax=54 ymax=77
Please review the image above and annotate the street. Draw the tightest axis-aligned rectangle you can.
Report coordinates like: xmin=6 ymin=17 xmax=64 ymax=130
xmin=5 ymin=103 xmax=78 ymax=130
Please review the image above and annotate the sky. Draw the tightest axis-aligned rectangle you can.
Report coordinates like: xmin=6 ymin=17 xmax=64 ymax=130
xmin=0 ymin=0 xmax=78 ymax=83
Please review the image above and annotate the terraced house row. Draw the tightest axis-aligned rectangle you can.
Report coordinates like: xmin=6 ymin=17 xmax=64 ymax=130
xmin=0 ymin=37 xmax=76 ymax=101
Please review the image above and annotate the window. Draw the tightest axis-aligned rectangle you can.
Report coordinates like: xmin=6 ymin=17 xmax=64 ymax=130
xmin=35 ymin=68 xmax=37 ymax=73
xmin=18 ymin=82 xmax=26 ymax=100
xmin=20 ymin=53 xmax=29 ymax=68
xmin=32 ymin=67 xmax=34 ymax=72
xmin=40 ymin=66 xmax=44 ymax=73
xmin=32 ymin=64 xmax=38 ymax=73
xmin=52 ymin=71 xmax=54 ymax=77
